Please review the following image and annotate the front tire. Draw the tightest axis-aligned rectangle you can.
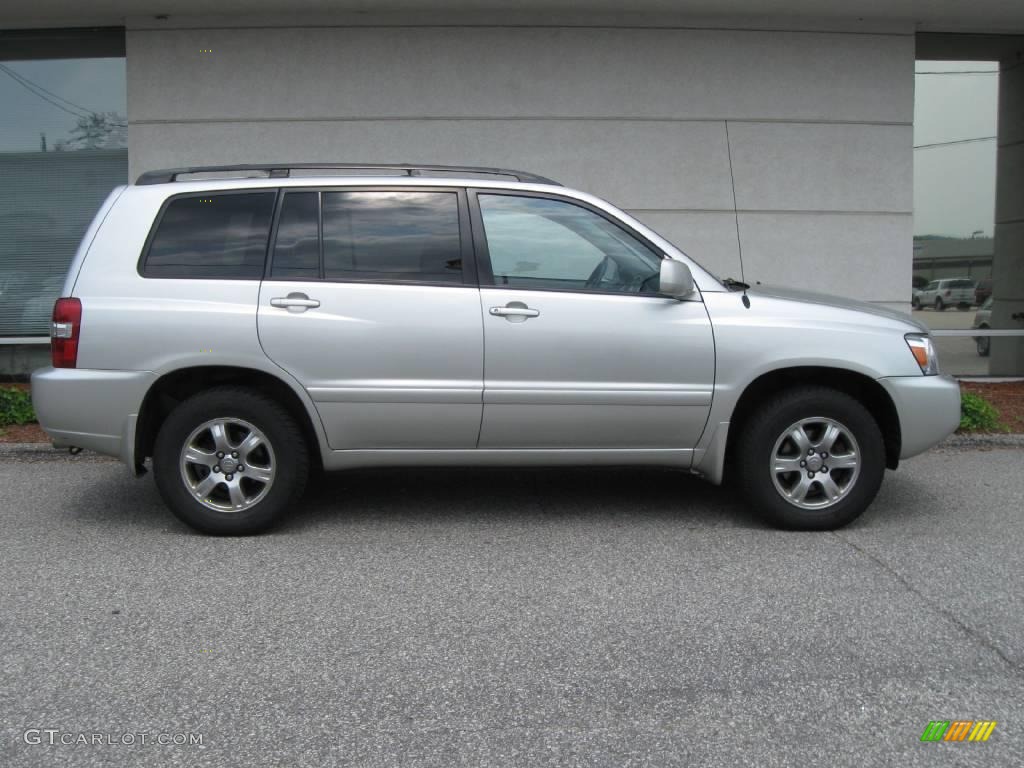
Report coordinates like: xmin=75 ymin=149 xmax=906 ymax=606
xmin=935 ymin=297 xmax=945 ymax=311
xmin=735 ymin=387 xmax=886 ymax=530
xmin=153 ymin=387 xmax=309 ymax=535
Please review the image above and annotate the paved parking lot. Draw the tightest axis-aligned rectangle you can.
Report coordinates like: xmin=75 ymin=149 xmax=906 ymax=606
xmin=1 ymin=446 xmax=1021 ymax=767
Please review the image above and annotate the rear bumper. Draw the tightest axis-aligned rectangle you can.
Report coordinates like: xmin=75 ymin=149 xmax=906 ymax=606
xmin=878 ymin=374 xmax=961 ymax=459
xmin=30 ymin=367 xmax=155 ymax=465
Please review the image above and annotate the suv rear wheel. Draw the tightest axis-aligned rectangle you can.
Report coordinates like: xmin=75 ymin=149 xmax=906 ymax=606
xmin=153 ymin=387 xmax=309 ymax=534
xmin=735 ymin=387 xmax=885 ymax=530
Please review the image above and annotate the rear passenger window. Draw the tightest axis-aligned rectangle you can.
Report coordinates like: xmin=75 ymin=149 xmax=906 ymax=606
xmin=322 ymin=191 xmax=462 ymax=284
xmin=271 ymin=192 xmax=319 ymax=279
xmin=142 ymin=192 xmax=275 ymax=279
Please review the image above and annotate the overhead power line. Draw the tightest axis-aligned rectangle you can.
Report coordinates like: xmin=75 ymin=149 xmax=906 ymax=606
xmin=0 ymin=63 xmax=127 ymax=127
xmin=915 ymin=70 xmax=999 ymax=75
xmin=914 ymin=136 xmax=997 ymax=150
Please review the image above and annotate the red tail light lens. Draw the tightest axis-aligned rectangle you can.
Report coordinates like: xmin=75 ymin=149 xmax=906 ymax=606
xmin=51 ymin=298 xmax=82 ymax=368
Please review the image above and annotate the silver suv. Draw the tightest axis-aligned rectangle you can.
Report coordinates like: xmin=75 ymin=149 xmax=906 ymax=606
xmin=917 ymin=278 xmax=977 ymax=311
xmin=32 ymin=164 xmax=961 ymax=534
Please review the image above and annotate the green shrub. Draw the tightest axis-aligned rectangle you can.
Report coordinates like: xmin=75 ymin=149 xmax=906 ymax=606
xmin=959 ymin=391 xmax=1002 ymax=432
xmin=0 ymin=387 xmax=35 ymax=427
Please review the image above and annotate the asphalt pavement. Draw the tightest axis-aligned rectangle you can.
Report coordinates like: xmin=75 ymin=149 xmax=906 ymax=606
xmin=1 ymin=446 xmax=1021 ymax=767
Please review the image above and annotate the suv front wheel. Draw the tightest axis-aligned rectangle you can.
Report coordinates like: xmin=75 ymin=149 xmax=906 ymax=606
xmin=153 ymin=387 xmax=309 ymax=535
xmin=736 ymin=387 xmax=885 ymax=530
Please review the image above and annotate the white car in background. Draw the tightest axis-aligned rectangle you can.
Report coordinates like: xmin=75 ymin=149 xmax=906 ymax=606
xmin=917 ymin=278 xmax=976 ymax=311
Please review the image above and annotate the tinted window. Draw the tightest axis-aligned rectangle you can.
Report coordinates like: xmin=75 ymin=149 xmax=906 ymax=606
xmin=478 ymin=195 xmax=660 ymax=293
xmin=322 ymin=191 xmax=462 ymax=283
xmin=271 ymin=192 xmax=319 ymax=279
xmin=143 ymin=192 xmax=275 ymax=279
xmin=947 ymin=279 xmax=975 ymax=288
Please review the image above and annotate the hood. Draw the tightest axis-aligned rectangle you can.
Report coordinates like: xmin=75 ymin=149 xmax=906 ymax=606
xmin=748 ymin=284 xmax=928 ymax=332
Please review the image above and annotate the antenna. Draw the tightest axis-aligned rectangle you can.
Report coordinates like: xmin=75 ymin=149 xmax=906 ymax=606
xmin=724 ymin=120 xmax=751 ymax=308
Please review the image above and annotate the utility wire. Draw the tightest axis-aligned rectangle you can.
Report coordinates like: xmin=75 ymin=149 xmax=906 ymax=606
xmin=0 ymin=63 xmax=127 ymax=126
xmin=914 ymin=136 xmax=997 ymax=150
xmin=0 ymin=63 xmax=91 ymax=119
xmin=915 ymin=70 xmax=999 ymax=75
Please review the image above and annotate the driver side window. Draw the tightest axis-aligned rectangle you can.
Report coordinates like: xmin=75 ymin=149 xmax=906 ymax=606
xmin=477 ymin=194 xmax=661 ymax=294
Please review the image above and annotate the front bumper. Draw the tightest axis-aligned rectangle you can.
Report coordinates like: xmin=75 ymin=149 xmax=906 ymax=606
xmin=30 ymin=367 xmax=155 ymax=465
xmin=878 ymin=374 xmax=961 ymax=459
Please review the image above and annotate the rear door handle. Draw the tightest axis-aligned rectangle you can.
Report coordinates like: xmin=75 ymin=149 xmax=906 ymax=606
xmin=489 ymin=305 xmax=540 ymax=319
xmin=270 ymin=292 xmax=320 ymax=312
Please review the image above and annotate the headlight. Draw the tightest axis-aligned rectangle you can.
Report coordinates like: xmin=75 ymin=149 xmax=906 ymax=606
xmin=905 ymin=334 xmax=939 ymax=375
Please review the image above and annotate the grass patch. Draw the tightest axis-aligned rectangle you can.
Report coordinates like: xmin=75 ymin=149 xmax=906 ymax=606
xmin=0 ymin=386 xmax=35 ymax=427
xmin=959 ymin=391 xmax=1004 ymax=432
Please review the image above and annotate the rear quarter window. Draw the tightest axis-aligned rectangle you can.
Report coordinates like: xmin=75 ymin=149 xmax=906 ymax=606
xmin=140 ymin=191 xmax=276 ymax=279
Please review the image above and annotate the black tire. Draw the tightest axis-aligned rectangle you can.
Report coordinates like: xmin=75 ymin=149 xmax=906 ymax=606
xmin=935 ymin=297 xmax=945 ymax=311
xmin=153 ymin=387 xmax=309 ymax=535
xmin=911 ymin=297 xmax=919 ymax=310
xmin=977 ymin=334 xmax=991 ymax=357
xmin=735 ymin=387 xmax=886 ymax=530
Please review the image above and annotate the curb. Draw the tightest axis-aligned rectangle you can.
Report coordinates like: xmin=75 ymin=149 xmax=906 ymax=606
xmin=937 ymin=433 xmax=1024 ymax=450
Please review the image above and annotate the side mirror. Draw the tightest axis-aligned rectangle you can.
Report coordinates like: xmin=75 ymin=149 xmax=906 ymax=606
xmin=658 ymin=259 xmax=694 ymax=298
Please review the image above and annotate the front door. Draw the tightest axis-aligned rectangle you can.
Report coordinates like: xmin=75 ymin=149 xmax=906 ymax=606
xmin=471 ymin=191 xmax=715 ymax=450
xmin=258 ymin=187 xmax=483 ymax=450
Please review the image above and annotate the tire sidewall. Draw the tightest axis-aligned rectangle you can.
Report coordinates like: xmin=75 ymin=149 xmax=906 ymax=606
xmin=153 ymin=389 xmax=308 ymax=535
xmin=739 ymin=389 xmax=886 ymax=530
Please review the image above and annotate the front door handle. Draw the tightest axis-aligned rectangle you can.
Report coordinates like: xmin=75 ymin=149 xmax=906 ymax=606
xmin=489 ymin=303 xmax=540 ymax=321
xmin=270 ymin=292 xmax=320 ymax=312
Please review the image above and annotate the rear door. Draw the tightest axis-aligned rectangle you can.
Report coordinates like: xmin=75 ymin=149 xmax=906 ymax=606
xmin=257 ymin=187 xmax=483 ymax=449
xmin=470 ymin=190 xmax=715 ymax=450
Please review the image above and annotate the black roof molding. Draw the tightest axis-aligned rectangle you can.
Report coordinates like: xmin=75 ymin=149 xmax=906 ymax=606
xmin=135 ymin=163 xmax=560 ymax=186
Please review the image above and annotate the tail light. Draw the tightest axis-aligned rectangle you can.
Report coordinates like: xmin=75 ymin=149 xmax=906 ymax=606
xmin=944 ymin=289 xmax=952 ymax=297
xmin=51 ymin=298 xmax=82 ymax=368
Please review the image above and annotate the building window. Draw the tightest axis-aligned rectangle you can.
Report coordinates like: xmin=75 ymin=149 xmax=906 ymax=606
xmin=0 ymin=29 xmax=127 ymax=337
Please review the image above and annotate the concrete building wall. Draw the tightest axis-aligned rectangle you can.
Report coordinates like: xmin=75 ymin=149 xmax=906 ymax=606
xmin=992 ymin=54 xmax=1024 ymax=373
xmin=126 ymin=20 xmax=914 ymax=309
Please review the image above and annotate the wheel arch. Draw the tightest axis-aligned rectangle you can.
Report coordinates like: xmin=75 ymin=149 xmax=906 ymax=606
xmin=724 ymin=366 xmax=902 ymax=472
xmin=134 ymin=365 xmax=325 ymax=474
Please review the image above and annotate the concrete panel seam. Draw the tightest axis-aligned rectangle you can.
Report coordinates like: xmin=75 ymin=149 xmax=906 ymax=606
xmin=128 ymin=116 xmax=914 ymax=128
xmin=127 ymin=24 xmax=915 ymax=38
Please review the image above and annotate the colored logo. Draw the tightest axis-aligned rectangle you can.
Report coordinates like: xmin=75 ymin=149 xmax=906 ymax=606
xmin=921 ymin=721 xmax=997 ymax=742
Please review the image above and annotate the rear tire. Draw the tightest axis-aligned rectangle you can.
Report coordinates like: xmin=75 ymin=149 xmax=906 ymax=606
xmin=153 ymin=387 xmax=309 ymax=535
xmin=977 ymin=334 xmax=991 ymax=357
xmin=735 ymin=387 xmax=886 ymax=530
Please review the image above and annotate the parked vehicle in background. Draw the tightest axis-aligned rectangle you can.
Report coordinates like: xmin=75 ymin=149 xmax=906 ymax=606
xmin=973 ymin=296 xmax=994 ymax=357
xmin=911 ymin=287 xmax=922 ymax=309
xmin=31 ymin=163 xmax=961 ymax=535
xmin=917 ymin=278 xmax=976 ymax=311
xmin=974 ymin=277 xmax=993 ymax=306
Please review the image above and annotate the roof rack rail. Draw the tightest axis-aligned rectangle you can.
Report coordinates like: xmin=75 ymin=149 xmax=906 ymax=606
xmin=135 ymin=163 xmax=561 ymax=186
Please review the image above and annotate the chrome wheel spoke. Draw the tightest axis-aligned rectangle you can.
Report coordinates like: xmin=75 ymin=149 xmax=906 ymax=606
xmin=789 ymin=475 xmax=813 ymax=502
xmin=193 ymin=473 xmax=219 ymax=498
xmin=829 ymin=453 xmax=858 ymax=471
xmin=184 ymin=446 xmax=217 ymax=467
xmin=209 ymin=421 xmax=232 ymax=453
xmin=789 ymin=426 xmax=812 ymax=454
xmin=238 ymin=432 xmax=264 ymax=462
xmin=817 ymin=424 xmax=841 ymax=453
xmin=819 ymin=474 xmax=842 ymax=501
xmin=227 ymin=480 xmax=246 ymax=509
xmin=245 ymin=465 xmax=273 ymax=485
xmin=774 ymin=457 xmax=804 ymax=475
